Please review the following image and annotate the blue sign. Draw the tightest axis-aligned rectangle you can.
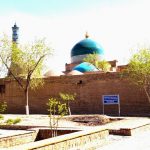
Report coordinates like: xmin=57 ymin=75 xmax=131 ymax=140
xmin=103 ymin=95 xmax=119 ymax=105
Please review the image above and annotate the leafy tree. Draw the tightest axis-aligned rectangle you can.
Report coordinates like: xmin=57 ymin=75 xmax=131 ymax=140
xmin=0 ymin=35 xmax=52 ymax=114
xmin=47 ymin=97 xmax=68 ymax=137
xmin=83 ymin=53 xmax=111 ymax=72
xmin=47 ymin=93 xmax=76 ymax=137
xmin=97 ymin=60 xmax=111 ymax=72
xmin=59 ymin=93 xmax=76 ymax=115
xmin=83 ymin=53 xmax=99 ymax=67
xmin=127 ymin=48 xmax=150 ymax=103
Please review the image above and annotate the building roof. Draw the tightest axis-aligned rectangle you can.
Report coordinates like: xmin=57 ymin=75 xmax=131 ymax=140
xmin=73 ymin=62 xmax=98 ymax=73
xmin=71 ymin=38 xmax=104 ymax=57
xmin=44 ymin=69 xmax=64 ymax=77
xmin=67 ymin=70 xmax=83 ymax=75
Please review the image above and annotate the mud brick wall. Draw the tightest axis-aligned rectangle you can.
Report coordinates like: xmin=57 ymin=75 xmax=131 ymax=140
xmin=0 ymin=131 xmax=37 ymax=148
xmin=0 ymin=72 xmax=149 ymax=115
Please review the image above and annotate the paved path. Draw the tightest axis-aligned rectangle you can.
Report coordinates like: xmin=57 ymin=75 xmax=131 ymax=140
xmin=97 ymin=131 xmax=150 ymax=150
xmin=1 ymin=115 xmax=150 ymax=150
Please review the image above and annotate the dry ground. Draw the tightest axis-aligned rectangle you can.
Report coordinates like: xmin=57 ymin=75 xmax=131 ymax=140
xmin=2 ymin=114 xmax=123 ymax=128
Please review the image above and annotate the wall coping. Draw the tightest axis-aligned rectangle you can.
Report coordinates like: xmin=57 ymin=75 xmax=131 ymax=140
xmin=9 ymin=126 xmax=108 ymax=150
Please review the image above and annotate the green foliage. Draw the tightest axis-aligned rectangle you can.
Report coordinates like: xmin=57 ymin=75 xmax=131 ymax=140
xmin=47 ymin=97 xmax=68 ymax=137
xmin=0 ymin=34 xmax=53 ymax=114
xmin=47 ymin=93 xmax=76 ymax=137
xmin=97 ymin=60 xmax=111 ymax=72
xmin=127 ymin=48 xmax=150 ymax=102
xmin=83 ymin=53 xmax=99 ymax=67
xmin=0 ymin=114 xmax=4 ymax=120
xmin=83 ymin=53 xmax=111 ymax=72
xmin=0 ymin=101 xmax=21 ymax=125
xmin=9 ymin=38 xmax=51 ymax=88
xmin=5 ymin=118 xmax=21 ymax=125
xmin=59 ymin=93 xmax=76 ymax=115
xmin=4 ymin=119 xmax=14 ymax=125
xmin=12 ymin=118 xmax=21 ymax=124
xmin=47 ymin=98 xmax=68 ymax=116
xmin=0 ymin=102 xmax=7 ymax=124
xmin=59 ymin=93 xmax=76 ymax=102
xmin=0 ymin=101 xmax=7 ymax=113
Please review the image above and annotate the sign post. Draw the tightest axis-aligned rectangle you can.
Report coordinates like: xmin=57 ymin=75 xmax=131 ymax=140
xmin=102 ymin=95 xmax=120 ymax=116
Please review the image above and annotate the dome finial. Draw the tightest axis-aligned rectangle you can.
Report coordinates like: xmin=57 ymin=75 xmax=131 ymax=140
xmin=85 ymin=31 xmax=89 ymax=38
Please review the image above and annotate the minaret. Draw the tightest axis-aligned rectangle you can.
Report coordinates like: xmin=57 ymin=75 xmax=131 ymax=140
xmin=8 ymin=23 xmax=20 ymax=76
xmin=12 ymin=23 xmax=19 ymax=43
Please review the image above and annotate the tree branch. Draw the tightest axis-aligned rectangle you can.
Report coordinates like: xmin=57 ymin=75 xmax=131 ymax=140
xmin=0 ymin=54 xmax=25 ymax=90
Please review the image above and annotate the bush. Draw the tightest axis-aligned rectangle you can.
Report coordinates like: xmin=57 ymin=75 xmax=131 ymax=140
xmin=0 ymin=101 xmax=7 ymax=113
xmin=5 ymin=118 xmax=21 ymax=125
xmin=13 ymin=118 xmax=21 ymax=124
xmin=5 ymin=119 xmax=14 ymax=125
xmin=0 ymin=114 xmax=4 ymax=120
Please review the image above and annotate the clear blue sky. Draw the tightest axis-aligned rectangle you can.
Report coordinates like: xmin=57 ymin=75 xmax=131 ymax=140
xmin=0 ymin=0 xmax=126 ymax=15
xmin=0 ymin=0 xmax=150 ymax=71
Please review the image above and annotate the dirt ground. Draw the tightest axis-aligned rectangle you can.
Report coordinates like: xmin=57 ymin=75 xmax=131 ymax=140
xmin=2 ymin=114 xmax=123 ymax=128
xmin=63 ymin=115 xmax=122 ymax=126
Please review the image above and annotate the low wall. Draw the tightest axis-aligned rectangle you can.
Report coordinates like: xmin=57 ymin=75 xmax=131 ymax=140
xmin=0 ymin=126 xmax=81 ymax=148
xmin=0 ymin=130 xmax=37 ymax=148
xmin=9 ymin=127 xmax=109 ymax=150
xmin=109 ymin=123 xmax=150 ymax=136
xmin=36 ymin=128 xmax=81 ymax=141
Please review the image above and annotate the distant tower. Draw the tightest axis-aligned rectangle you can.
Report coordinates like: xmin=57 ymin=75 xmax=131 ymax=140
xmin=8 ymin=23 xmax=20 ymax=76
xmin=12 ymin=23 xmax=19 ymax=43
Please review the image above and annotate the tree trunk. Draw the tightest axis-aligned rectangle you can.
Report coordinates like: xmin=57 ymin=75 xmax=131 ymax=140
xmin=68 ymin=102 xmax=71 ymax=115
xmin=25 ymin=87 xmax=29 ymax=115
xmin=144 ymin=86 xmax=150 ymax=103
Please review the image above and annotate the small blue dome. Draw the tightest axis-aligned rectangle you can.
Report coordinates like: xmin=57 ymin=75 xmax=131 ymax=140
xmin=71 ymin=38 xmax=104 ymax=57
xmin=73 ymin=62 xmax=98 ymax=73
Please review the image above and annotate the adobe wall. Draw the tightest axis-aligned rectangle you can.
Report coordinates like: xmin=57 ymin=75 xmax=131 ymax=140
xmin=0 ymin=72 xmax=149 ymax=115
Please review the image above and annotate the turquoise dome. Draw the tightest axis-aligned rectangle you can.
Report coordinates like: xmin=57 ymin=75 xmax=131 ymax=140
xmin=71 ymin=38 xmax=104 ymax=57
xmin=73 ymin=62 xmax=98 ymax=73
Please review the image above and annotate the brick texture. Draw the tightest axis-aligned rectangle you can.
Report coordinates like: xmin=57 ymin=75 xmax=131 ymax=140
xmin=0 ymin=72 xmax=150 ymax=115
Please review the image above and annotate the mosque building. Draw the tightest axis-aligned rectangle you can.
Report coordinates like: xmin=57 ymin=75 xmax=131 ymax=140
xmin=45 ymin=31 xmax=121 ymax=77
xmin=10 ymin=23 xmax=126 ymax=77
xmin=0 ymin=23 xmax=148 ymax=115
xmin=65 ymin=32 xmax=118 ymax=74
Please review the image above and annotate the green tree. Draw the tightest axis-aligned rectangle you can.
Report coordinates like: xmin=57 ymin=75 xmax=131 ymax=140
xmin=83 ymin=53 xmax=99 ymax=67
xmin=59 ymin=93 xmax=76 ymax=115
xmin=47 ymin=93 xmax=76 ymax=137
xmin=97 ymin=60 xmax=111 ymax=72
xmin=83 ymin=53 xmax=111 ymax=72
xmin=47 ymin=97 xmax=68 ymax=137
xmin=0 ymin=35 xmax=52 ymax=114
xmin=127 ymin=48 xmax=150 ymax=103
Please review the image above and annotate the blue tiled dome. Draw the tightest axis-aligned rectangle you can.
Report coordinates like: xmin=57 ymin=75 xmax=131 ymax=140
xmin=71 ymin=37 xmax=104 ymax=63
xmin=71 ymin=38 xmax=104 ymax=57
xmin=73 ymin=62 xmax=98 ymax=73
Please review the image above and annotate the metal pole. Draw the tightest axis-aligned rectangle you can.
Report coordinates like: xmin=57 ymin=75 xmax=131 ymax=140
xmin=118 ymin=94 xmax=120 ymax=116
xmin=102 ymin=95 xmax=104 ymax=115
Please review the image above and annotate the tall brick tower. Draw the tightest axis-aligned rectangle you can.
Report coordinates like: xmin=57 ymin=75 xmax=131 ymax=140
xmin=12 ymin=23 xmax=19 ymax=44
xmin=8 ymin=23 xmax=21 ymax=76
